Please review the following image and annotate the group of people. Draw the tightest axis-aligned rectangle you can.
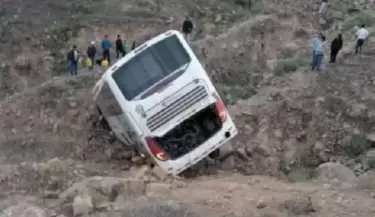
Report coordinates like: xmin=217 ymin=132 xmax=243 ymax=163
xmin=67 ymin=11 xmax=370 ymax=75
xmin=67 ymin=35 xmax=137 ymax=75
xmin=67 ymin=17 xmax=195 ymax=76
xmin=311 ymin=24 xmax=369 ymax=71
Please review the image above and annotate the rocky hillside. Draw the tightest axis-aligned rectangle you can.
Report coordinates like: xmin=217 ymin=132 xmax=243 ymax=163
xmin=1 ymin=0 xmax=375 ymax=217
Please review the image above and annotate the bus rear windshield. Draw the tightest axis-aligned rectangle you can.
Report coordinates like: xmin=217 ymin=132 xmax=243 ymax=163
xmin=112 ymin=35 xmax=191 ymax=101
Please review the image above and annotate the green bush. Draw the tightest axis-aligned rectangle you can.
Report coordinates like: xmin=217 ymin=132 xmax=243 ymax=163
xmin=278 ymin=47 xmax=297 ymax=59
xmin=274 ymin=58 xmax=300 ymax=75
xmin=274 ymin=51 xmax=311 ymax=76
xmin=343 ymin=12 xmax=375 ymax=31
xmin=219 ymin=84 xmax=257 ymax=105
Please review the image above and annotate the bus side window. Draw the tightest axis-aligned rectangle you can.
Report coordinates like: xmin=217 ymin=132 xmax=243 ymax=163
xmin=96 ymin=81 xmax=123 ymax=117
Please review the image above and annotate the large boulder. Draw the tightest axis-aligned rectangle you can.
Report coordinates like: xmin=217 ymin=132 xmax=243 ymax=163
xmin=59 ymin=176 xmax=146 ymax=210
xmin=279 ymin=195 xmax=315 ymax=215
xmin=339 ymin=135 xmax=370 ymax=157
xmin=73 ymin=195 xmax=93 ymax=217
xmin=0 ymin=204 xmax=48 ymax=217
xmin=357 ymin=171 xmax=375 ymax=189
xmin=316 ymin=162 xmax=357 ymax=187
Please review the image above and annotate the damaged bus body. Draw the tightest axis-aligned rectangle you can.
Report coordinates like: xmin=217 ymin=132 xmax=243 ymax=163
xmin=93 ymin=30 xmax=237 ymax=175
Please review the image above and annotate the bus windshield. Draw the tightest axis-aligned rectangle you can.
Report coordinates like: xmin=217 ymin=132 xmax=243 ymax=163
xmin=112 ymin=34 xmax=191 ymax=101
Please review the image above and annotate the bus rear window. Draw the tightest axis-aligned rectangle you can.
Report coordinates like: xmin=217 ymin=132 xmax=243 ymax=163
xmin=112 ymin=35 xmax=191 ymax=101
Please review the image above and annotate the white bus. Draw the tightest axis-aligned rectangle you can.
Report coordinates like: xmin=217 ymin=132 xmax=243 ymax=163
xmin=93 ymin=30 xmax=238 ymax=175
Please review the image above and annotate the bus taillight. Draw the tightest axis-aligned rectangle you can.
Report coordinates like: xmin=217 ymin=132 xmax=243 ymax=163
xmin=213 ymin=93 xmax=226 ymax=122
xmin=145 ymin=137 xmax=168 ymax=161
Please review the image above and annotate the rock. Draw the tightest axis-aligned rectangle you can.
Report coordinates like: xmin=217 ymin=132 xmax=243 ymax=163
xmin=254 ymin=142 xmax=272 ymax=157
xmin=319 ymin=18 xmax=326 ymax=25
xmin=347 ymin=103 xmax=367 ymax=118
xmin=151 ymin=166 xmax=168 ymax=181
xmin=221 ymin=155 xmax=236 ymax=170
xmin=256 ymin=198 xmax=267 ymax=209
xmin=205 ymin=156 xmax=216 ymax=165
xmin=235 ymin=147 xmax=250 ymax=160
xmin=131 ymin=156 xmax=145 ymax=165
xmin=170 ymin=178 xmax=187 ymax=189
xmin=354 ymin=163 xmax=363 ymax=172
xmin=43 ymin=190 xmax=59 ymax=199
xmin=37 ymin=158 xmax=68 ymax=174
xmin=273 ymin=129 xmax=284 ymax=139
xmin=218 ymin=142 xmax=233 ymax=160
xmin=146 ymin=183 xmax=171 ymax=196
xmin=134 ymin=165 xmax=152 ymax=180
xmin=91 ymin=191 xmax=110 ymax=211
xmin=365 ymin=149 xmax=375 ymax=169
xmin=59 ymin=177 xmax=146 ymax=203
xmin=339 ymin=135 xmax=369 ymax=157
xmin=357 ymin=171 xmax=375 ymax=189
xmin=1 ymin=204 xmax=48 ymax=217
xmin=281 ymin=195 xmax=314 ymax=215
xmin=69 ymin=100 xmax=77 ymax=108
xmin=332 ymin=11 xmax=345 ymax=20
xmin=73 ymin=195 xmax=93 ymax=217
xmin=366 ymin=133 xmax=375 ymax=142
xmin=313 ymin=141 xmax=325 ymax=153
xmin=316 ymin=162 xmax=357 ymax=186
xmin=14 ymin=55 xmax=31 ymax=70
xmin=236 ymin=163 xmax=254 ymax=175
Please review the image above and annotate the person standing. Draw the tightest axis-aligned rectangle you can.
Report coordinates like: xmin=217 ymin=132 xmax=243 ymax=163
xmin=355 ymin=24 xmax=369 ymax=54
xmin=182 ymin=16 xmax=193 ymax=41
xmin=122 ymin=40 xmax=130 ymax=54
xmin=330 ymin=34 xmax=343 ymax=63
xmin=67 ymin=45 xmax=79 ymax=75
xmin=101 ymin=35 xmax=112 ymax=64
xmin=319 ymin=0 xmax=328 ymax=18
xmin=312 ymin=35 xmax=326 ymax=71
xmin=86 ymin=41 xmax=96 ymax=70
xmin=311 ymin=32 xmax=323 ymax=70
xmin=131 ymin=41 xmax=136 ymax=51
xmin=115 ymin=34 xmax=126 ymax=58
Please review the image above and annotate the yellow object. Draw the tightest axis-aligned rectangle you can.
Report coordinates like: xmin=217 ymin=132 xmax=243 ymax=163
xmin=78 ymin=57 xmax=83 ymax=64
xmin=101 ymin=60 xmax=109 ymax=68
xmin=86 ymin=58 xmax=92 ymax=67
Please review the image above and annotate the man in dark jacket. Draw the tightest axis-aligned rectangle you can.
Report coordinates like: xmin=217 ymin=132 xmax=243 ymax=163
xmin=115 ymin=34 xmax=126 ymax=59
xmin=330 ymin=33 xmax=343 ymax=63
xmin=67 ymin=45 xmax=79 ymax=75
xmin=86 ymin=41 xmax=96 ymax=70
xmin=182 ymin=16 xmax=193 ymax=41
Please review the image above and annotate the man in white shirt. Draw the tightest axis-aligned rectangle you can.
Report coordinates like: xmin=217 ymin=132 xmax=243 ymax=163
xmin=355 ymin=24 xmax=369 ymax=54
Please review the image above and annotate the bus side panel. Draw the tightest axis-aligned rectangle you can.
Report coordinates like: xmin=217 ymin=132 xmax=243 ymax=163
xmin=105 ymin=115 xmax=132 ymax=145
xmin=96 ymin=80 xmax=135 ymax=145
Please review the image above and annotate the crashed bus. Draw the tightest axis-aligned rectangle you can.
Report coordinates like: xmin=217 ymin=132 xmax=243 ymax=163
xmin=93 ymin=30 xmax=238 ymax=175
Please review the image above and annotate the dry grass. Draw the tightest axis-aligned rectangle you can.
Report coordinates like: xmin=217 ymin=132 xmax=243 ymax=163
xmin=343 ymin=11 xmax=375 ymax=32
